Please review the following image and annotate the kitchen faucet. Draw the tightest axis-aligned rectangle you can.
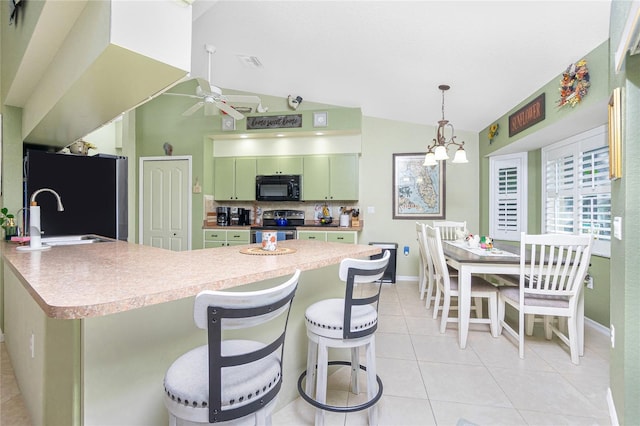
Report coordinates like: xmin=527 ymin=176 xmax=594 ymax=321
xmin=28 ymin=188 xmax=64 ymax=249
xmin=14 ymin=207 xmax=26 ymax=237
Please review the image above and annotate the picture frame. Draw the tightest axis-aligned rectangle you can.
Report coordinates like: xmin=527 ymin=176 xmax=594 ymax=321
xmin=608 ymin=87 xmax=622 ymax=180
xmin=392 ymin=153 xmax=445 ymax=219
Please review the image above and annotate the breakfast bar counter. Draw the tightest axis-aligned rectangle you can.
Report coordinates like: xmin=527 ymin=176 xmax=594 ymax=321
xmin=2 ymin=239 xmax=377 ymax=319
xmin=2 ymin=239 xmax=381 ymax=425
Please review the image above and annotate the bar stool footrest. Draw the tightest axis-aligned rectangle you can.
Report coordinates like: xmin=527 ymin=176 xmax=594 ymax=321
xmin=297 ymin=360 xmax=383 ymax=413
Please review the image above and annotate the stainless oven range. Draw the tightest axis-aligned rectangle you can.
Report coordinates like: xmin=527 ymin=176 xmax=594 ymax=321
xmin=250 ymin=209 xmax=305 ymax=243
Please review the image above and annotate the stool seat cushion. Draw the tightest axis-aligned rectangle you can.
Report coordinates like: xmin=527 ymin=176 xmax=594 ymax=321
xmin=164 ymin=339 xmax=281 ymax=411
xmin=305 ymin=298 xmax=378 ymax=339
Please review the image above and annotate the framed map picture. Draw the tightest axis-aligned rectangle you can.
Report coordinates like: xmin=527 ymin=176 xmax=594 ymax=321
xmin=392 ymin=153 xmax=445 ymax=219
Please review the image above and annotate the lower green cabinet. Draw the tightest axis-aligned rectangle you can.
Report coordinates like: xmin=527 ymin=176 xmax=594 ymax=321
xmin=327 ymin=232 xmax=356 ymax=244
xmin=203 ymin=230 xmax=250 ymax=248
xmin=297 ymin=230 xmax=358 ymax=244
xmin=297 ymin=231 xmax=326 ymax=241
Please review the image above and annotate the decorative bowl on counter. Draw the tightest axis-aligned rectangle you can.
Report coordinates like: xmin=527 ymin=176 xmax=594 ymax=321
xmin=319 ymin=217 xmax=333 ymax=225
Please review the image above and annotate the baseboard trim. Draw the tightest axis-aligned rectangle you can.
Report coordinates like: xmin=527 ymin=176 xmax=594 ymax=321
xmin=607 ymin=387 xmax=619 ymax=426
xmin=584 ymin=316 xmax=609 ymax=335
xmin=396 ymin=275 xmax=416 ymax=282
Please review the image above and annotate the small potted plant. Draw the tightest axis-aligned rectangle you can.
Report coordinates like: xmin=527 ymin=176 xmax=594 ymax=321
xmin=1 ymin=207 xmax=17 ymax=240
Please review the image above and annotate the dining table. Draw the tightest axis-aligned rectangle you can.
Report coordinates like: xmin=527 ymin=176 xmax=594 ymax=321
xmin=441 ymin=240 xmax=521 ymax=349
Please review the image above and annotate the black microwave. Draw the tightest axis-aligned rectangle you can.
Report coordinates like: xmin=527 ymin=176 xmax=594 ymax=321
xmin=255 ymin=175 xmax=302 ymax=201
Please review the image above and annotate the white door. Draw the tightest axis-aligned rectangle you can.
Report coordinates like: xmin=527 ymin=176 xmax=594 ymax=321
xmin=140 ymin=156 xmax=192 ymax=251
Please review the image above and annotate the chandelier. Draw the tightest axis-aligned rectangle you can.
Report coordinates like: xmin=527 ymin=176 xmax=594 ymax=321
xmin=423 ymin=84 xmax=468 ymax=166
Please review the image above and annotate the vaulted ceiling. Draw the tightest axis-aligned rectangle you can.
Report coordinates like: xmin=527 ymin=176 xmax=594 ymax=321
xmin=190 ymin=1 xmax=611 ymax=133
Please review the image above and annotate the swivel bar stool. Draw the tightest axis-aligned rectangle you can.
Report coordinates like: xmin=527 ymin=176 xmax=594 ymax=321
xmin=163 ymin=270 xmax=300 ymax=425
xmin=298 ymin=251 xmax=390 ymax=426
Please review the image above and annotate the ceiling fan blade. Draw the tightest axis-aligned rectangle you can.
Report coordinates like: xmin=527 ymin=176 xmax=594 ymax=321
xmin=182 ymin=102 xmax=204 ymax=116
xmin=163 ymin=92 xmax=201 ymax=100
xmin=195 ymin=77 xmax=213 ymax=95
xmin=215 ymin=100 xmax=244 ymax=120
xmin=224 ymin=95 xmax=261 ymax=104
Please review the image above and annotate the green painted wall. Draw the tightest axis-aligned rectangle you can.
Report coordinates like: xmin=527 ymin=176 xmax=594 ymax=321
xmin=136 ymin=88 xmax=480 ymax=277
xmin=358 ymin=116 xmax=481 ymax=278
xmin=477 ymin=40 xmax=611 ymax=328
xmin=609 ymin=1 xmax=640 ymax=423
xmin=135 ymin=81 xmax=361 ymax=249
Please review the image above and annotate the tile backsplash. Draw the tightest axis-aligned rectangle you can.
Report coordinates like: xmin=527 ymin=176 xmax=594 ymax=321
xmin=205 ymin=198 xmax=359 ymax=225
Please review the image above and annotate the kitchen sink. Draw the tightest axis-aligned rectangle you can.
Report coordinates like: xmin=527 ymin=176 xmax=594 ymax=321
xmin=41 ymin=235 xmax=114 ymax=246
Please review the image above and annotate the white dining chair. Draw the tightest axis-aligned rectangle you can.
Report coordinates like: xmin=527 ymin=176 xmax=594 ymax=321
xmin=498 ymin=233 xmax=593 ymax=364
xmin=415 ymin=222 xmax=436 ymax=308
xmin=432 ymin=220 xmax=467 ymax=241
xmin=425 ymin=225 xmax=498 ymax=334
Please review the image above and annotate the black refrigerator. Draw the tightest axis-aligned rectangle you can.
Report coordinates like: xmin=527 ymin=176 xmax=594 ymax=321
xmin=25 ymin=150 xmax=128 ymax=240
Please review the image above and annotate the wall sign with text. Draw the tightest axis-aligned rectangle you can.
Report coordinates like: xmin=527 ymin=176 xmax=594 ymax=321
xmin=246 ymin=114 xmax=302 ymax=130
xmin=509 ymin=93 xmax=545 ymax=137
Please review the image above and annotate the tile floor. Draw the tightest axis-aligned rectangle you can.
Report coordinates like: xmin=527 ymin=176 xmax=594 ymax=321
xmin=1 ymin=280 xmax=611 ymax=425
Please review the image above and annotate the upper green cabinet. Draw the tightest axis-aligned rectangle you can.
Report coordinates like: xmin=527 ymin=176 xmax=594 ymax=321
xmin=214 ymin=157 xmax=256 ymax=201
xmin=302 ymin=154 xmax=359 ymax=201
xmin=256 ymin=156 xmax=303 ymax=175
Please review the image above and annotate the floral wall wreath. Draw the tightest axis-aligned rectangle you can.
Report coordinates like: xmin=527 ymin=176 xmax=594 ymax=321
xmin=558 ymin=59 xmax=590 ymax=108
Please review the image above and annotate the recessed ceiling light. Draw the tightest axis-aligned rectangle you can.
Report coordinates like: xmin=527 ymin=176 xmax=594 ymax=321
xmin=237 ymin=55 xmax=263 ymax=68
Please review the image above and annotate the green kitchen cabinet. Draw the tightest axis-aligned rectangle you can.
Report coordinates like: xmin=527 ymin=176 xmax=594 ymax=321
xmin=226 ymin=230 xmax=251 ymax=246
xmin=297 ymin=230 xmax=326 ymax=241
xmin=297 ymin=230 xmax=357 ymax=244
xmin=302 ymin=154 xmax=358 ymax=201
xmin=214 ymin=157 xmax=256 ymax=201
xmin=327 ymin=231 xmax=357 ymax=244
xmin=256 ymin=156 xmax=303 ymax=175
xmin=203 ymin=229 xmax=250 ymax=248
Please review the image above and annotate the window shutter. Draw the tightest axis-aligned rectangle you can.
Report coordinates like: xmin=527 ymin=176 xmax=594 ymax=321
xmin=489 ymin=153 xmax=527 ymax=241
xmin=497 ymin=167 xmax=519 ymax=233
xmin=545 ymin=155 xmax=575 ymax=235
xmin=579 ymin=145 xmax=611 ymax=241
xmin=542 ymin=125 xmax=611 ymax=257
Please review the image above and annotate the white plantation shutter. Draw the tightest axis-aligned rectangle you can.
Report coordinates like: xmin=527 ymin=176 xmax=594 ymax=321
xmin=490 ymin=153 xmax=527 ymax=241
xmin=545 ymin=154 xmax=575 ymax=234
xmin=497 ymin=167 xmax=519 ymax=233
xmin=579 ymin=145 xmax=611 ymax=241
xmin=543 ymin=126 xmax=610 ymax=257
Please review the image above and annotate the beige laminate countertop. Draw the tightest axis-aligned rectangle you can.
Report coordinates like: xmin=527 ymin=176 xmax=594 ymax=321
xmin=202 ymin=221 xmax=364 ymax=231
xmin=2 ymin=239 xmax=380 ymax=320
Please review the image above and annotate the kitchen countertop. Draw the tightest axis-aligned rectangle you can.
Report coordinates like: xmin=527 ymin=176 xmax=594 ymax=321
xmin=2 ymin=239 xmax=379 ymax=320
xmin=202 ymin=221 xmax=364 ymax=231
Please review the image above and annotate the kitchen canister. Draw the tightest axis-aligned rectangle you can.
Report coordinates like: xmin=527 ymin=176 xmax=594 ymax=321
xmin=339 ymin=214 xmax=350 ymax=227
xmin=262 ymin=231 xmax=278 ymax=251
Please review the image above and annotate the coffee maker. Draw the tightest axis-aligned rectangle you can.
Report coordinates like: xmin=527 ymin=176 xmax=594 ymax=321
xmin=238 ymin=208 xmax=251 ymax=226
xmin=217 ymin=207 xmax=231 ymax=226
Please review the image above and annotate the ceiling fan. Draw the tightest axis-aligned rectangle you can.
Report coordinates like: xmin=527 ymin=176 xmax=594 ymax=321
xmin=164 ymin=45 xmax=265 ymax=120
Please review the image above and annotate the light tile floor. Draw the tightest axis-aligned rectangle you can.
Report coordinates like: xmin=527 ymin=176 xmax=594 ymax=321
xmin=1 ymin=280 xmax=611 ymax=425
xmin=1 ymin=339 xmax=31 ymax=425
xmin=273 ymin=280 xmax=612 ymax=426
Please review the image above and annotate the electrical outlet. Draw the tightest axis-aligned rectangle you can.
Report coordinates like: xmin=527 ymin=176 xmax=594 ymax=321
xmin=585 ymin=274 xmax=594 ymax=289
xmin=30 ymin=333 xmax=35 ymax=358
xmin=367 ymin=206 xmax=375 ymax=214
xmin=611 ymin=324 xmax=615 ymax=348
